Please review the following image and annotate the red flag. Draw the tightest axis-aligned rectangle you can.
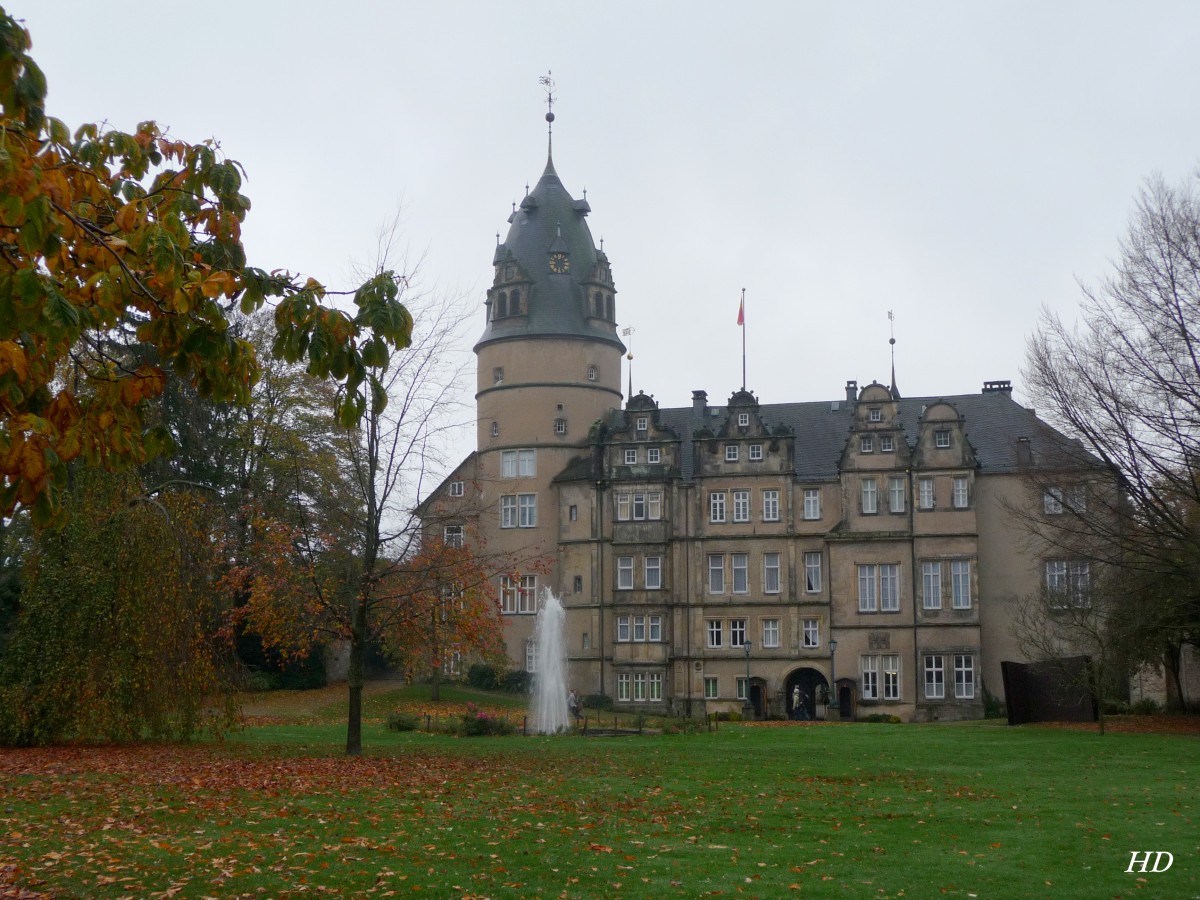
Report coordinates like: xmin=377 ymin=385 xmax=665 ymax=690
xmin=737 ymin=296 xmax=744 ymax=326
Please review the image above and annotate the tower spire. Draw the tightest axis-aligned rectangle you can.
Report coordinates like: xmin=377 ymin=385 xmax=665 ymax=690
xmin=888 ymin=310 xmax=901 ymax=399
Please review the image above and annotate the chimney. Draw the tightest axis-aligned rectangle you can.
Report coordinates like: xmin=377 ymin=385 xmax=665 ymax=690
xmin=692 ymin=390 xmax=708 ymax=418
xmin=983 ymin=380 xmax=1013 ymax=394
xmin=845 ymin=380 xmax=858 ymax=403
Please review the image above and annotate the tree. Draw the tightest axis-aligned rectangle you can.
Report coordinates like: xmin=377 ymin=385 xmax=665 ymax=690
xmin=1024 ymin=169 xmax=1200 ymax=707
xmin=0 ymin=11 xmax=412 ymax=526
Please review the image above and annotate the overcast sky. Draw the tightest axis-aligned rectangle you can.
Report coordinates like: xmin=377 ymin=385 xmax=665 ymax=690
xmin=19 ymin=1 xmax=1200 ymax=467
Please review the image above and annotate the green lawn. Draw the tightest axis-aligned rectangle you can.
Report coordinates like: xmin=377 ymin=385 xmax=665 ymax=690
xmin=1 ymin=711 xmax=1195 ymax=898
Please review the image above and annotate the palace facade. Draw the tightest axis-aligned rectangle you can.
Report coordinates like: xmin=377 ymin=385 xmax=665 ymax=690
xmin=421 ymin=125 xmax=1087 ymax=722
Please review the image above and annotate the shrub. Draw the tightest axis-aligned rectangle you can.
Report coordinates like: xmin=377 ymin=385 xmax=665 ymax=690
xmin=458 ymin=703 xmax=515 ymax=737
xmin=861 ymin=713 xmax=902 ymax=724
xmin=1130 ymin=697 xmax=1161 ymax=715
xmin=387 ymin=712 xmax=420 ymax=732
xmin=661 ymin=718 xmax=704 ymax=735
xmin=467 ymin=664 xmax=500 ymax=691
xmin=501 ymin=669 xmax=532 ymax=694
xmin=715 ymin=710 xmax=742 ymax=722
xmin=246 ymin=671 xmax=280 ymax=692
xmin=583 ymin=693 xmax=613 ymax=711
xmin=981 ymin=682 xmax=1006 ymax=719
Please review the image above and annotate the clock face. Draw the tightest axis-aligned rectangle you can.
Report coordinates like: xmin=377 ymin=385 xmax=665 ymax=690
xmin=549 ymin=252 xmax=569 ymax=274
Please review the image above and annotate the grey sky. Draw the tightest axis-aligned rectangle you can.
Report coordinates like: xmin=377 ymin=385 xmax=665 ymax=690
xmin=20 ymin=2 xmax=1200 ymax=455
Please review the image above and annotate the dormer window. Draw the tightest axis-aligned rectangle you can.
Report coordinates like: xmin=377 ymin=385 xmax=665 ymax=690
xmin=636 ymin=416 xmax=649 ymax=432
xmin=869 ymin=408 xmax=882 ymax=422
xmin=647 ymin=447 xmax=661 ymax=464
xmin=935 ymin=431 xmax=952 ymax=448
xmin=880 ymin=435 xmax=895 ymax=452
xmin=860 ymin=436 xmax=874 ymax=453
xmin=449 ymin=481 xmax=464 ymax=497
xmin=725 ymin=445 xmax=739 ymax=462
xmin=749 ymin=443 xmax=763 ymax=461
xmin=738 ymin=413 xmax=750 ymax=427
xmin=624 ymin=448 xmax=638 ymax=465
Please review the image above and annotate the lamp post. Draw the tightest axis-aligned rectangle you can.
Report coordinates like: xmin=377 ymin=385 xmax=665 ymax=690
xmin=742 ymin=639 xmax=753 ymax=718
xmin=828 ymin=638 xmax=838 ymax=719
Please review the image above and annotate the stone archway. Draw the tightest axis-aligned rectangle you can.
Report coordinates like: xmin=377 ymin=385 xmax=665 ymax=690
xmin=785 ymin=667 xmax=829 ymax=721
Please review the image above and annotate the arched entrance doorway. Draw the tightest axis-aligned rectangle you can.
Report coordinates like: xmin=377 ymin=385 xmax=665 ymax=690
xmin=785 ymin=667 xmax=829 ymax=721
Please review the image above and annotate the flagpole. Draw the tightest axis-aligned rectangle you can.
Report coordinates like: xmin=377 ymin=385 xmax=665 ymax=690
xmin=740 ymin=288 xmax=746 ymax=391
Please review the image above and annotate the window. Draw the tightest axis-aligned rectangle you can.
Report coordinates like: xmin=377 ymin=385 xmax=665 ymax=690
xmin=882 ymin=655 xmax=900 ymax=700
xmin=732 ymin=554 xmax=748 ymax=593
xmin=449 ymin=480 xmax=464 ymax=497
xmin=710 ymin=492 xmax=726 ymax=523
xmin=500 ymin=495 xmax=517 ymax=528
xmin=889 ymin=476 xmax=906 ymax=513
xmin=704 ymin=676 xmax=719 ymax=699
xmin=1043 ymin=488 xmax=1063 ymax=515
xmin=490 ymin=421 xmax=500 ymax=437
xmin=500 ymin=448 xmax=536 ymax=478
xmin=493 ymin=367 xmax=504 ymax=384
xmin=444 ymin=524 xmax=464 ymax=548
xmin=738 ymin=413 xmax=750 ymax=427
xmin=636 ymin=416 xmax=649 ymax=431
xmin=1046 ymin=560 xmax=1090 ymax=606
xmin=762 ymin=489 xmax=779 ymax=522
xmin=935 ymin=430 xmax=951 ymax=448
xmin=953 ymin=477 xmax=969 ymax=509
xmin=587 ymin=365 xmax=598 ymax=382
xmin=736 ymin=677 xmax=748 ymax=701
xmin=519 ymin=575 xmax=537 ymax=613
xmin=645 ymin=556 xmax=662 ymax=590
xmin=648 ymin=672 xmax=663 ymax=702
xmin=861 ymin=656 xmax=879 ymax=700
xmin=573 ymin=575 xmax=583 ymax=593
xmin=647 ymin=492 xmax=663 ymax=520
xmin=858 ymin=564 xmax=877 ymax=612
xmin=954 ymin=655 xmax=975 ymax=699
xmin=860 ymin=436 xmax=874 ymax=453
xmin=725 ymin=444 xmax=739 ymax=462
xmin=708 ymin=555 xmax=724 ymax=593
xmin=526 ymin=638 xmax=537 ymax=673
xmin=616 ymin=615 xmax=630 ymax=642
xmin=918 ymin=478 xmax=935 ymax=510
xmin=706 ymin=620 xmax=723 ymax=648
xmin=554 ymin=418 xmax=567 ymax=435
xmin=880 ymin=564 xmax=900 ymax=611
xmin=582 ymin=632 xmax=589 ymax=650
xmin=749 ymin=443 xmax=763 ymax=461
xmin=633 ymin=673 xmax=646 ymax=702
xmin=923 ymin=561 xmax=942 ymax=609
xmin=632 ymin=492 xmax=646 ymax=520
xmin=802 ymin=618 xmax=819 ymax=648
xmin=880 ymin=435 xmax=895 ymax=452
xmin=518 ymin=493 xmax=537 ymax=527
xmin=569 ymin=505 xmax=578 ymax=522
xmin=925 ymin=655 xmax=945 ymax=699
xmin=869 ymin=408 xmax=882 ymax=422
xmin=862 ymin=478 xmax=878 ymax=514
xmin=617 ymin=673 xmax=631 ymax=701
xmin=804 ymin=489 xmax=821 ymax=520
xmin=733 ymin=490 xmax=750 ymax=522
xmin=616 ymin=493 xmax=630 ymax=521
xmin=616 ymin=491 xmax=663 ymax=522
xmin=648 ymin=616 xmax=662 ymax=641
xmin=952 ymin=560 xmax=972 ymax=608
xmin=805 ymin=551 xmax=822 ymax=593
xmin=762 ymin=618 xmax=780 ymax=648
xmin=633 ymin=616 xmax=646 ymax=642
xmin=624 ymin=448 xmax=638 ymax=465
xmin=730 ymin=619 xmax=747 ymax=647
xmin=763 ymin=552 xmax=781 ymax=594
xmin=647 ymin=447 xmax=661 ymax=464
xmin=500 ymin=576 xmax=518 ymax=614
xmin=617 ymin=556 xmax=634 ymax=590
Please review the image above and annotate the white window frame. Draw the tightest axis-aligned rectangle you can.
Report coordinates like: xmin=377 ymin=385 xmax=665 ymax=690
xmin=624 ymin=447 xmax=638 ymax=465
xmin=935 ymin=430 xmax=951 ymax=448
xmin=952 ymin=560 xmax=972 ymax=609
xmin=889 ymin=476 xmax=905 ymax=513
xmin=802 ymin=618 xmax=819 ymax=648
xmin=880 ymin=435 xmax=895 ymax=452
xmin=738 ymin=413 xmax=750 ymax=427
xmin=710 ymin=491 xmax=726 ymax=523
xmin=731 ymin=553 xmax=749 ymax=594
xmin=919 ymin=478 xmax=935 ymax=510
xmin=882 ymin=654 xmax=900 ymax=700
xmin=925 ymin=655 xmax=945 ymax=699
xmin=1044 ymin=488 xmax=1064 ymax=515
xmin=862 ymin=477 xmax=878 ymax=514
xmin=805 ymin=551 xmax=822 ymax=593
xmin=736 ymin=677 xmax=748 ymax=701
xmin=645 ymin=556 xmax=662 ymax=590
xmin=633 ymin=616 xmax=646 ymax=642
xmin=880 ymin=564 xmax=900 ymax=612
xmin=860 ymin=435 xmax=874 ymax=453
xmin=762 ymin=489 xmax=780 ymax=522
xmin=647 ymin=447 xmax=661 ymax=464
xmin=803 ymin=488 xmax=821 ymax=520
xmin=616 ymin=615 xmax=630 ymax=642
xmin=954 ymin=654 xmax=975 ymax=699
xmin=648 ymin=672 xmax=663 ymax=701
xmin=519 ymin=575 xmax=538 ymax=614
xmin=647 ymin=491 xmax=663 ymax=520
xmin=861 ymin=655 xmax=879 ymax=700
xmin=749 ymin=443 xmax=763 ymax=461
xmin=500 ymin=495 xmax=517 ymax=529
xmin=633 ymin=672 xmax=647 ymax=702
xmin=733 ymin=490 xmax=750 ymax=523
xmin=443 ymin=524 xmax=464 ymax=548
xmin=617 ymin=556 xmax=634 ymax=590
xmin=554 ymin=418 xmax=567 ymax=435
xmin=517 ymin=493 xmax=537 ymax=528
xmin=763 ymin=552 xmax=781 ymax=594
xmin=526 ymin=638 xmax=537 ymax=673
xmin=706 ymin=619 xmax=723 ymax=648
xmin=858 ymin=564 xmax=877 ymax=612
xmin=704 ymin=675 xmax=719 ymax=700
xmin=648 ymin=616 xmax=662 ymax=641
xmin=587 ymin=365 xmax=598 ymax=382
xmin=448 ymin=480 xmax=464 ymax=497
xmin=730 ymin=619 xmax=747 ymax=648
xmin=952 ymin=476 xmax=969 ymax=509
xmin=762 ymin=618 xmax=780 ymax=649
xmin=617 ymin=672 xmax=631 ymax=701
xmin=636 ymin=415 xmax=649 ymax=431
xmin=869 ymin=408 xmax=882 ymax=422
xmin=923 ymin=561 xmax=942 ymax=610
xmin=616 ymin=493 xmax=630 ymax=521
xmin=500 ymin=575 xmax=518 ymax=614
xmin=725 ymin=444 xmax=739 ymax=462
xmin=708 ymin=554 xmax=724 ymax=593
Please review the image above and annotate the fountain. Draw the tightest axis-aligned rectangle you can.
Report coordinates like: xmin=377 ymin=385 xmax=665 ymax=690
xmin=530 ymin=588 xmax=570 ymax=733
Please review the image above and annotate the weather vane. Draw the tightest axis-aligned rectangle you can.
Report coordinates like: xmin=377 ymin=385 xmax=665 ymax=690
xmin=539 ymin=71 xmax=556 ymax=121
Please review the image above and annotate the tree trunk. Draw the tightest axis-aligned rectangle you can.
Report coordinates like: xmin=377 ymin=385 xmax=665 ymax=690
xmin=345 ymin=595 xmax=367 ymax=756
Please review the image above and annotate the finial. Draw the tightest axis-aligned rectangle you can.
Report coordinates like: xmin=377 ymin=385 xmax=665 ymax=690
xmin=888 ymin=310 xmax=901 ymax=398
xmin=622 ymin=326 xmax=636 ymax=400
xmin=600 ymin=236 xmax=605 ymax=252
xmin=583 ymin=188 xmax=588 ymax=201
xmin=525 ymin=182 xmax=529 ymax=197
xmin=512 ymin=200 xmax=516 ymax=214
xmin=496 ymin=231 xmax=500 ymax=245
xmin=539 ymin=70 xmax=556 ymax=158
